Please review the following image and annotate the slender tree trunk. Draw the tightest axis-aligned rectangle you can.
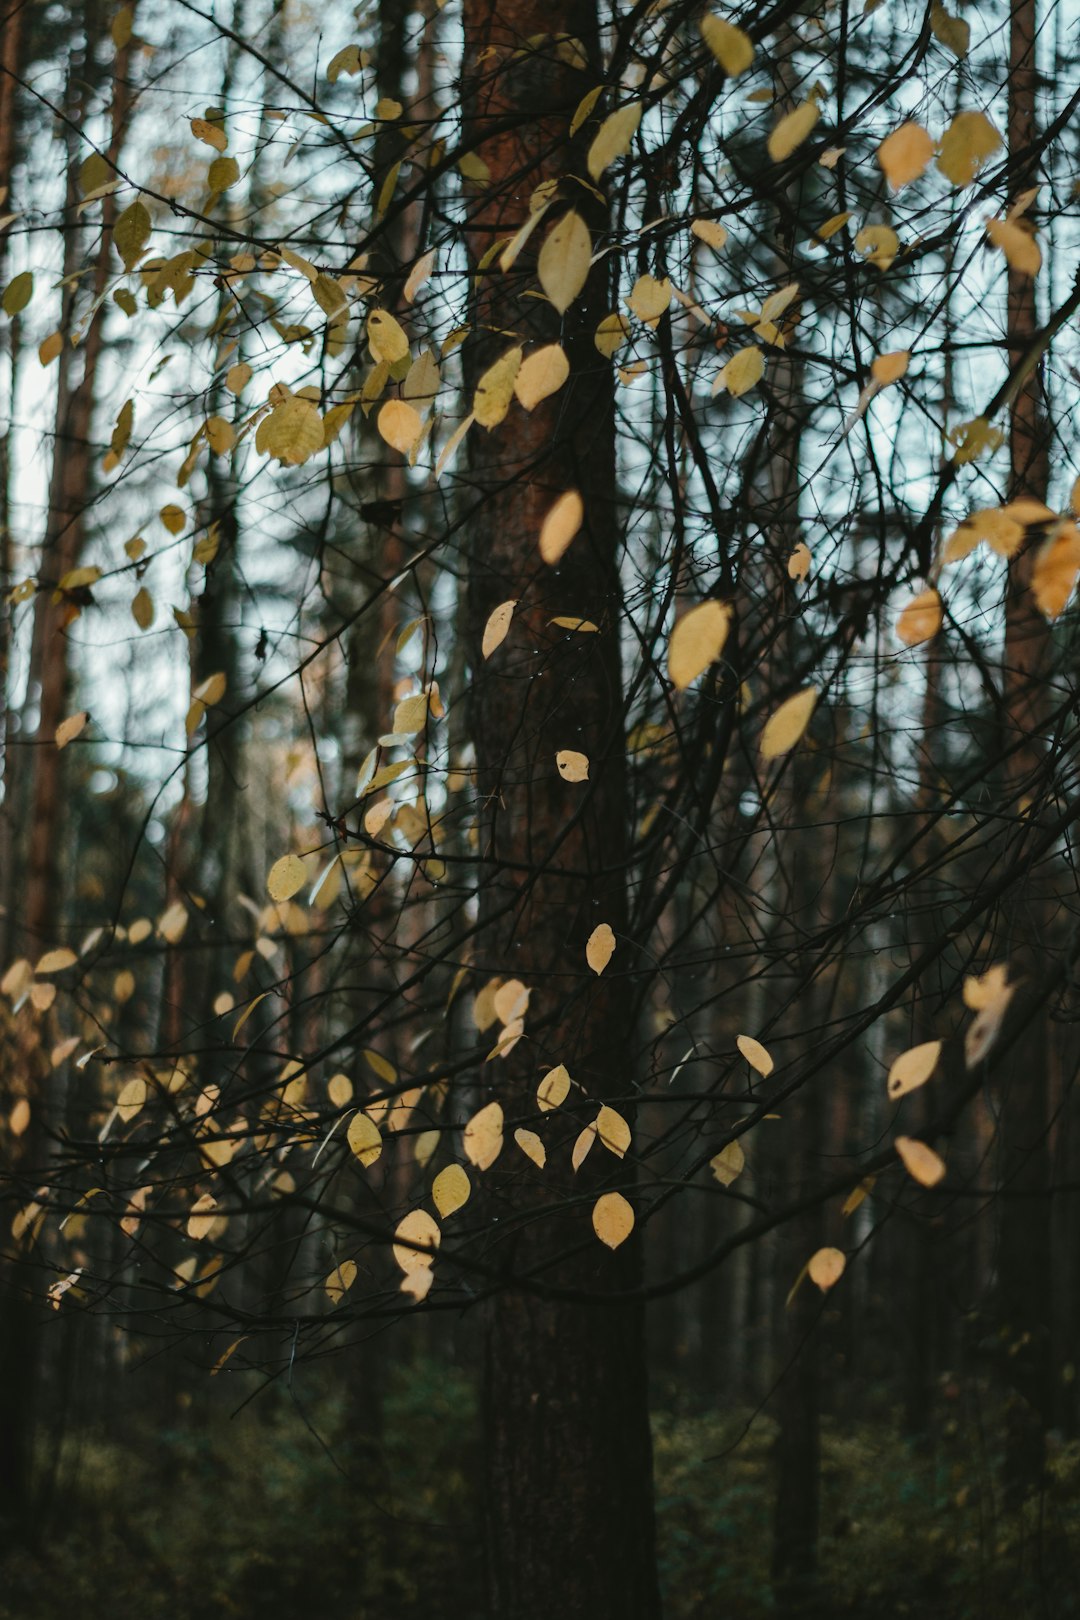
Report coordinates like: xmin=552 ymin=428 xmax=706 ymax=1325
xmin=459 ymin=5 xmax=659 ymax=1615
xmin=997 ymin=0 xmax=1054 ymax=1501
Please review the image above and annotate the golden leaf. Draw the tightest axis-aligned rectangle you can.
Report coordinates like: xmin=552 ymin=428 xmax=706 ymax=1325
xmin=711 ymin=1141 xmax=745 ymax=1185
xmin=586 ymin=923 xmax=616 ymax=975
xmin=768 ymin=100 xmax=820 ymax=163
xmin=482 ymin=599 xmax=517 ymax=659
xmin=700 ymin=14 xmax=754 ymax=75
xmin=587 ymin=102 xmax=642 ymax=182
xmin=760 ymin=688 xmax=817 ymax=759
xmin=116 ymin=1075 xmax=148 ymax=1123
xmin=871 ymin=350 xmax=910 ymax=386
xmin=346 ymin=1111 xmax=382 ymax=1167
xmin=556 ymin=749 xmax=590 ymax=782
xmin=537 ymin=1063 xmax=570 ymax=1111
xmin=808 ymin=1247 xmax=846 ymax=1290
xmin=887 ymin=1040 xmax=942 ymax=1099
xmin=187 ymin=1193 xmax=217 ymax=1241
xmin=592 ymin=1190 xmax=634 ymax=1249
xmin=393 ymin=1208 xmax=441 ymax=1273
xmin=714 ymin=346 xmax=764 ymax=397
xmin=377 ymin=399 xmax=423 ymax=454
xmin=691 ymin=219 xmax=728 ymax=251
xmin=896 ymin=588 xmax=942 ymax=647
xmin=474 ymin=347 xmax=523 ymax=429
xmin=937 ymin=110 xmax=1001 ymax=187
xmin=788 ymin=542 xmax=812 ymax=580
xmin=432 ymin=1163 xmax=471 ymax=1216
xmin=855 ymin=225 xmax=899 ymax=270
xmin=36 ymin=947 xmax=77 ymax=974
xmin=267 ymin=854 xmax=306 ymax=902
xmin=368 ymin=308 xmax=410 ymax=365
xmin=514 ymin=344 xmax=570 ymax=411
xmin=930 ymin=1 xmax=969 ymax=56
xmin=572 ymin=1123 xmax=596 ymax=1171
xmin=404 ymin=249 xmax=435 ymax=302
xmin=597 ymin=1105 xmax=630 ymax=1158
xmin=55 ymin=711 xmax=88 ymax=749
xmin=463 ymin=1100 xmax=504 ymax=1170
xmin=877 ymin=123 xmax=933 ymax=190
xmin=737 ymin=1034 xmax=774 ymax=1077
xmin=327 ymin=1072 xmax=353 ymax=1107
xmin=538 ymin=211 xmax=592 ymax=314
xmin=895 ymin=1135 xmax=946 ymax=1187
xmin=595 ymin=313 xmax=630 ymax=356
xmin=539 ymin=489 xmax=584 ymax=565
xmin=668 ymin=600 xmax=731 ymax=690
xmin=1032 ymin=523 xmax=1080 ymax=620
xmin=514 ymin=1128 xmax=546 ymax=1168
xmin=627 ymin=273 xmax=672 ymax=327
xmin=325 ymin=1260 xmax=357 ymax=1303
xmin=985 ymin=216 xmax=1041 ymax=277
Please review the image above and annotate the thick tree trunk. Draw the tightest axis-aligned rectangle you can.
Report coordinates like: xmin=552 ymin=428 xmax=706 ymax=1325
xmin=459 ymin=5 xmax=659 ymax=1615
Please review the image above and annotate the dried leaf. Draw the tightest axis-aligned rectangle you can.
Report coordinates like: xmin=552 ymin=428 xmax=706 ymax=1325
xmin=514 ymin=1128 xmax=546 ymax=1167
xmin=432 ymin=1163 xmax=471 ymax=1216
xmin=760 ymin=688 xmax=817 ymax=759
xmin=592 ymin=1190 xmax=634 ymax=1249
xmin=55 ymin=711 xmax=88 ymax=749
xmin=711 ymin=1141 xmax=745 ymax=1185
xmin=325 ymin=1259 xmax=357 ymax=1303
xmin=539 ymin=490 xmax=584 ymax=565
xmin=482 ymin=599 xmax=517 ymax=658
xmin=668 ymin=600 xmax=731 ymax=690
xmin=538 ymin=211 xmax=592 ymax=315
xmin=537 ymin=1063 xmax=570 ymax=1111
xmin=556 ymin=749 xmax=590 ymax=782
xmin=586 ymin=923 xmax=616 ymax=975
xmin=937 ymin=110 xmax=1001 ymax=188
xmin=887 ymin=1040 xmax=942 ymax=1099
xmin=737 ymin=1034 xmax=774 ymax=1077
xmin=872 ymin=350 xmax=910 ymax=386
xmin=347 ymin=1111 xmax=382 ymax=1167
xmin=1032 ymin=524 xmax=1080 ymax=620
xmin=877 ymin=123 xmax=933 ymax=190
xmin=463 ymin=1100 xmax=504 ymax=1170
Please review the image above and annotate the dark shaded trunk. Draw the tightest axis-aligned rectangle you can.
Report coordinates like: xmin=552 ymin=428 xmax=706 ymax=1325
xmin=459 ymin=4 xmax=659 ymax=1614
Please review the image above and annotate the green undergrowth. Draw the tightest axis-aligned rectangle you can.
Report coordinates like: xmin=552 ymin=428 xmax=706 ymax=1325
xmin=1 ymin=1362 xmax=1078 ymax=1620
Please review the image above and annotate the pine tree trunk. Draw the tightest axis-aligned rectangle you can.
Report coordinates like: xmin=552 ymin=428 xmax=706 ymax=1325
xmin=459 ymin=5 xmax=659 ymax=1615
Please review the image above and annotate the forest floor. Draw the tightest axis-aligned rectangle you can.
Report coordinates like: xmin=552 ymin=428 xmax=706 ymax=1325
xmin=1 ymin=1357 xmax=1078 ymax=1619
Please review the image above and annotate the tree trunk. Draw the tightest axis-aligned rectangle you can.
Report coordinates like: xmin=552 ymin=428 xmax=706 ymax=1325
xmin=459 ymin=6 xmax=659 ymax=1615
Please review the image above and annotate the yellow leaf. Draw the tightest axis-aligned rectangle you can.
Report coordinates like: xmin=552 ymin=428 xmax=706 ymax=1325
xmin=855 ymin=225 xmax=899 ymax=270
xmin=325 ymin=1259 xmax=357 ymax=1303
xmin=896 ymin=588 xmax=942 ymax=647
xmin=760 ymin=688 xmax=817 ymax=759
xmin=570 ymin=84 xmax=604 ymax=137
xmin=930 ymin=1 xmax=969 ymax=56
xmin=514 ymin=344 xmax=569 ymax=411
xmin=347 ymin=1111 xmax=382 ymax=1167
xmin=391 ymin=692 xmax=428 ymax=734
xmin=594 ymin=312 xmax=630 ymax=357
xmin=463 ymin=1100 xmax=504 ymax=1170
xmin=404 ymin=249 xmax=435 ymax=302
xmin=225 ymin=361 xmax=251 ymax=395
xmin=627 ymin=273 xmax=672 ymax=327
xmin=482 ymin=599 xmax=517 ymax=659
xmin=432 ymin=1163 xmax=471 ymax=1216
xmin=393 ymin=1208 xmax=441 ymax=1272
xmin=493 ymin=979 xmax=529 ymax=1024
xmin=207 ymin=156 xmax=239 ymax=193
xmin=586 ymin=923 xmax=616 ymax=975
xmin=377 ymin=399 xmax=423 ymax=454
xmin=194 ymin=671 xmax=226 ymax=706
xmin=556 ymin=749 xmax=590 ymax=782
xmin=187 ymin=1193 xmax=217 ymax=1240
xmin=55 ymin=711 xmax=88 ymax=749
xmin=691 ymin=219 xmax=728 ymax=251
xmin=592 ymin=1190 xmax=634 ymax=1249
xmin=191 ymin=115 xmax=228 ymax=150
xmin=368 ymin=308 xmax=410 ymax=365
xmin=1032 ymin=523 xmax=1080 ymax=620
xmin=131 ymin=587 xmax=154 ymax=629
xmin=539 ymin=489 xmax=583 ymax=565
xmin=711 ymin=1141 xmax=745 ymax=1185
xmin=768 ymin=100 xmax=820 ymax=163
xmin=116 ymin=1075 xmax=148 ymax=1123
xmin=714 ymin=346 xmax=764 ymax=397
xmin=986 ymin=216 xmax=1041 ymax=277
xmin=267 ymin=854 xmax=307 ymax=902
xmin=327 ymin=43 xmax=363 ymax=82
xmin=814 ymin=211 xmax=850 ymax=241
xmin=937 ymin=110 xmax=1001 ymax=188
xmin=872 ymin=350 xmax=910 ymax=386
xmin=474 ymin=347 xmax=523 ymax=429
xmin=400 ymin=1267 xmax=434 ymax=1302
xmin=737 ymin=1033 xmax=774 ymax=1077
xmin=114 ymin=201 xmax=151 ymax=269
xmin=895 ymin=1135 xmax=946 ymax=1187
xmin=587 ymin=102 xmax=642 ymax=182
xmin=514 ymin=1127 xmax=546 ymax=1167
xmin=538 ymin=211 xmax=592 ymax=315
xmin=256 ymin=396 xmax=324 ymax=465
xmin=887 ymin=1040 xmax=942 ymax=1099
xmin=328 ymin=1072 xmax=353 ymax=1107
xmin=36 ymin=947 xmax=77 ymax=974
xmin=38 ymin=330 xmax=63 ymax=366
xmin=808 ymin=1247 xmax=846 ymax=1290
xmin=788 ymin=542 xmax=811 ymax=581
xmin=597 ymin=1104 xmax=630 ymax=1157
xmin=700 ymin=13 xmax=754 ymax=75
xmin=842 ymin=1178 xmax=874 ymax=1217
xmin=364 ymin=1048 xmax=397 ymax=1084
xmin=668 ymin=600 xmax=731 ymax=690
xmin=2 ymin=271 xmax=32 ymax=316
xmin=877 ymin=123 xmax=933 ymax=190
xmin=537 ymin=1063 xmax=570 ymax=1111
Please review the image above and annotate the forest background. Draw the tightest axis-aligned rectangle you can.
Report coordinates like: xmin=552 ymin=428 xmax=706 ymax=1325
xmin=2 ymin=0 xmax=1080 ymax=1614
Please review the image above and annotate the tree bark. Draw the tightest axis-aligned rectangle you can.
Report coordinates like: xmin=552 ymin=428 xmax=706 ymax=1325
xmin=459 ymin=5 xmax=659 ymax=1615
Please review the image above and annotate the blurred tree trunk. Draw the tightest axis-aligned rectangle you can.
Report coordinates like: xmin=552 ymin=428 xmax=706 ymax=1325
xmin=460 ymin=4 xmax=659 ymax=1615
xmin=997 ymin=0 xmax=1054 ymax=1501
